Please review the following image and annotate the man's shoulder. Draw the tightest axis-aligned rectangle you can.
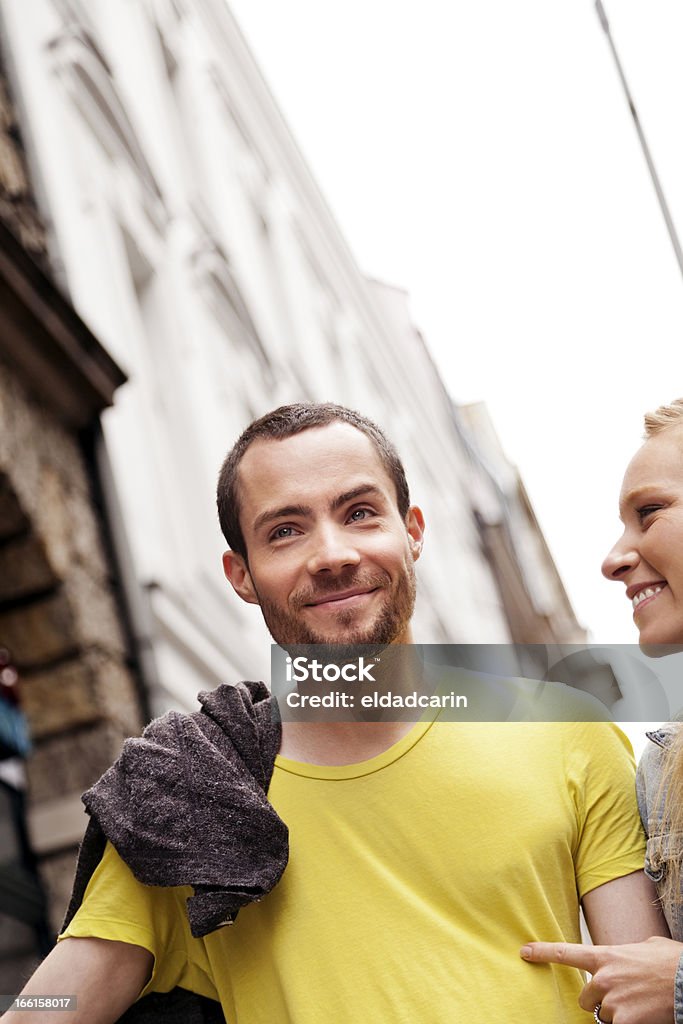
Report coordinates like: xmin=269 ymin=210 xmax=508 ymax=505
xmin=71 ymin=679 xmax=287 ymax=939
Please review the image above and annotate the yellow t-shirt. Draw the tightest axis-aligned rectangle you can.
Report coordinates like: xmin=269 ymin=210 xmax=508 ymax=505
xmin=61 ymin=719 xmax=645 ymax=1023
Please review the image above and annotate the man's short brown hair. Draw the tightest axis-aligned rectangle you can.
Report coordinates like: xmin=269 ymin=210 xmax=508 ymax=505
xmin=216 ymin=403 xmax=411 ymax=560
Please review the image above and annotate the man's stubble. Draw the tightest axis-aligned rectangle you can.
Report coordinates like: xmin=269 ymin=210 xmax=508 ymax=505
xmin=254 ymin=563 xmax=417 ymax=649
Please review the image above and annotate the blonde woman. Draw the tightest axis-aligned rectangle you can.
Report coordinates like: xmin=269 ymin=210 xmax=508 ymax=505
xmin=522 ymin=399 xmax=683 ymax=1024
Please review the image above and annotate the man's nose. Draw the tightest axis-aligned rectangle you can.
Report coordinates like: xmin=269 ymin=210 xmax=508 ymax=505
xmin=306 ymin=525 xmax=362 ymax=575
xmin=601 ymin=533 xmax=639 ymax=581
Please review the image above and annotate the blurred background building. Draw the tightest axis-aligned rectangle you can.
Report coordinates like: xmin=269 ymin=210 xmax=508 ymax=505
xmin=0 ymin=0 xmax=585 ymax=987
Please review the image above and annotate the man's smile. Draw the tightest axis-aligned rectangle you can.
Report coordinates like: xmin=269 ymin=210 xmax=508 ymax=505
xmin=304 ymin=587 xmax=380 ymax=610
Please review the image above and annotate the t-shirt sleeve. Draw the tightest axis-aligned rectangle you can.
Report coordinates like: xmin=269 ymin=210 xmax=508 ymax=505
xmin=569 ymin=722 xmax=647 ymax=898
xmin=59 ymin=841 xmax=217 ymax=1001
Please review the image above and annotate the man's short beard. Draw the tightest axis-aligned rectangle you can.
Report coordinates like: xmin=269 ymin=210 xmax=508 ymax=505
xmin=255 ymin=564 xmax=416 ymax=653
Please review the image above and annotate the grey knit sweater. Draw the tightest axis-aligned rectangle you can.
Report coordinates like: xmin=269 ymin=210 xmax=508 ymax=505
xmin=62 ymin=680 xmax=287 ymax=1024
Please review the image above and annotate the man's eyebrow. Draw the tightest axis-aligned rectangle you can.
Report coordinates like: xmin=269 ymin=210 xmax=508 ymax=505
xmin=331 ymin=485 xmax=384 ymax=511
xmin=253 ymin=504 xmax=312 ymax=533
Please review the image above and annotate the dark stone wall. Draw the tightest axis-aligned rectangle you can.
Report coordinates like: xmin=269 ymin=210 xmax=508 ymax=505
xmin=0 ymin=41 xmax=142 ymax=980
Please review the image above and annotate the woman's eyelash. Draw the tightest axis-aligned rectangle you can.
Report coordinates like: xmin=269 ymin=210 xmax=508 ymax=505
xmin=637 ymin=505 xmax=662 ymax=520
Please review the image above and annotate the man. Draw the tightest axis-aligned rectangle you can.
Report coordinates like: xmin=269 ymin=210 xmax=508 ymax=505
xmin=8 ymin=403 xmax=667 ymax=1023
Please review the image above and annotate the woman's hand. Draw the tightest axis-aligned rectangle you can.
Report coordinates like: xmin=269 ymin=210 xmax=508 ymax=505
xmin=520 ymin=936 xmax=683 ymax=1024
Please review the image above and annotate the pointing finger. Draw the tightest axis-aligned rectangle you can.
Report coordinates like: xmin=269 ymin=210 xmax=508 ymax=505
xmin=520 ymin=942 xmax=600 ymax=972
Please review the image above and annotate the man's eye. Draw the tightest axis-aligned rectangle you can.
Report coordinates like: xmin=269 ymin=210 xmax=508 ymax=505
xmin=272 ymin=525 xmax=296 ymax=540
xmin=349 ymin=508 xmax=373 ymax=522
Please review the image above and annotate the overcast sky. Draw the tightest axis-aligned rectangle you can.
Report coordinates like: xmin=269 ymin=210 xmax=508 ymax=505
xmin=226 ymin=0 xmax=683 ymax=651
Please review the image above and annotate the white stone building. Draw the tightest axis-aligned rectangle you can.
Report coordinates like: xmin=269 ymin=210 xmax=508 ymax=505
xmin=0 ymin=0 xmax=528 ymax=722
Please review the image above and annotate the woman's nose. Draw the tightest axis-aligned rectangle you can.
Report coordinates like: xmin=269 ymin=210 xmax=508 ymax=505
xmin=601 ymin=534 xmax=639 ymax=581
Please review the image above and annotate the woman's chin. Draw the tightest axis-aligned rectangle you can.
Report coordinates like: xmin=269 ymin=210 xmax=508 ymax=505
xmin=639 ymin=636 xmax=683 ymax=658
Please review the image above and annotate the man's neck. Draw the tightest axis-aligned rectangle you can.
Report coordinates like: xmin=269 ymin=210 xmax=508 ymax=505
xmin=277 ymin=639 xmax=430 ymax=766
xmin=278 ymin=718 xmax=417 ymax=766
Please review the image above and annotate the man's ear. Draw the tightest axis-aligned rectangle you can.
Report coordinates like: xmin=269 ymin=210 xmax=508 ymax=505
xmin=405 ymin=506 xmax=425 ymax=562
xmin=222 ymin=550 xmax=260 ymax=605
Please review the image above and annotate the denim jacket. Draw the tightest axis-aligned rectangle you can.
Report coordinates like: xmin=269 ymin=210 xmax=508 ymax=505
xmin=636 ymin=725 xmax=683 ymax=1024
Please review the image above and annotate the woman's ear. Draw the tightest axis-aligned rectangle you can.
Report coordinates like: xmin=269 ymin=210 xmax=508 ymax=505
xmin=222 ymin=550 xmax=260 ymax=605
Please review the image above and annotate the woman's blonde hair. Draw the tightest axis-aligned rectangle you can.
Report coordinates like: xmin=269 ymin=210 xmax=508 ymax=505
xmin=642 ymin=399 xmax=683 ymax=906
xmin=644 ymin=398 xmax=683 ymax=438
xmin=652 ymin=731 xmax=683 ymax=909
